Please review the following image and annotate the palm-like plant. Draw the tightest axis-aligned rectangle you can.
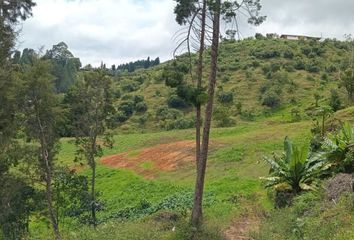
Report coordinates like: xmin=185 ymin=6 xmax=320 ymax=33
xmin=322 ymin=122 xmax=354 ymax=173
xmin=261 ymin=137 xmax=331 ymax=193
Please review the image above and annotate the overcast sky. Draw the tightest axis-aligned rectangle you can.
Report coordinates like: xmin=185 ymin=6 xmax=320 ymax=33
xmin=18 ymin=0 xmax=354 ymax=66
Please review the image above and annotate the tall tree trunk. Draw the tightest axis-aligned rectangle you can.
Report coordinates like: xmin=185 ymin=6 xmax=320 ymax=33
xmin=38 ymin=115 xmax=61 ymax=240
xmin=195 ymin=0 xmax=207 ymax=166
xmin=191 ymin=0 xmax=221 ymax=227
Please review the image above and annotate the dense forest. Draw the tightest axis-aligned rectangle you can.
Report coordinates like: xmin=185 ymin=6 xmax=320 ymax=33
xmin=0 ymin=1 xmax=354 ymax=240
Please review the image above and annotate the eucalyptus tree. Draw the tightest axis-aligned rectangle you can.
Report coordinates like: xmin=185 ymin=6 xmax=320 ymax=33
xmin=173 ymin=0 xmax=265 ymax=226
xmin=66 ymin=70 xmax=116 ymax=228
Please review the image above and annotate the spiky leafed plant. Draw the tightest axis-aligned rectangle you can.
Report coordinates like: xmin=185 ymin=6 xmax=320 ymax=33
xmin=322 ymin=122 xmax=354 ymax=173
xmin=262 ymin=137 xmax=331 ymax=193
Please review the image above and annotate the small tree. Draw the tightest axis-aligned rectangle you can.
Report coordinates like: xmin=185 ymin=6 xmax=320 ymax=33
xmin=22 ymin=58 xmax=63 ymax=240
xmin=67 ymin=70 xmax=115 ymax=228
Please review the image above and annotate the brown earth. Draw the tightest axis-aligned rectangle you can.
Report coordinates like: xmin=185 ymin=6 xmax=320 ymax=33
xmin=101 ymin=140 xmax=201 ymax=178
xmin=224 ymin=207 xmax=263 ymax=240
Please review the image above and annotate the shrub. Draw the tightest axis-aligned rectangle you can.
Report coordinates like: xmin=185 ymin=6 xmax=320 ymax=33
xmin=240 ymin=110 xmax=256 ymax=121
xmin=261 ymin=90 xmax=281 ymax=108
xmin=132 ymin=95 xmax=144 ymax=104
xmin=261 ymin=137 xmax=330 ymax=194
xmin=217 ymin=91 xmax=234 ymax=104
xmin=135 ymin=102 xmax=148 ymax=113
xmin=251 ymin=48 xmax=281 ymax=59
xmin=120 ymin=80 xmax=139 ymax=92
xmin=329 ymin=89 xmax=342 ymax=112
xmin=294 ymin=57 xmax=306 ymax=70
xmin=166 ymin=117 xmax=194 ymax=130
xmin=283 ymin=49 xmax=294 ymax=59
xmin=222 ymin=75 xmax=231 ymax=83
xmin=155 ymin=106 xmax=182 ymax=121
xmin=305 ymin=61 xmax=320 ymax=73
xmin=228 ymin=63 xmax=240 ymax=71
xmin=167 ymin=95 xmax=189 ymax=109
xmin=322 ymin=122 xmax=354 ymax=173
xmin=213 ymin=107 xmax=234 ymax=127
xmin=118 ymin=101 xmax=135 ymax=117
xmin=301 ymin=46 xmax=312 ymax=56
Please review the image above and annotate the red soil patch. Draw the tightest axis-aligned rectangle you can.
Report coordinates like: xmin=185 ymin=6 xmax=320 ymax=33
xmin=101 ymin=140 xmax=199 ymax=178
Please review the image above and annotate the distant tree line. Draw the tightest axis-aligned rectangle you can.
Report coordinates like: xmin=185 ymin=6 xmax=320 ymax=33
xmin=113 ymin=56 xmax=160 ymax=73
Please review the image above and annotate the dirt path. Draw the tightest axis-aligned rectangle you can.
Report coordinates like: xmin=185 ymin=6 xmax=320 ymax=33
xmin=224 ymin=208 xmax=262 ymax=240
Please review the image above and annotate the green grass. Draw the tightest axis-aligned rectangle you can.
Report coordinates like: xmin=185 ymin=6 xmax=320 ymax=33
xmin=34 ymin=36 xmax=354 ymax=239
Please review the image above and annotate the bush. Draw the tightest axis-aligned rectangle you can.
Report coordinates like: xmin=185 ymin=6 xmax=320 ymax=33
xmin=118 ymin=101 xmax=135 ymax=117
xmin=240 ymin=110 xmax=256 ymax=121
xmin=135 ymin=102 xmax=148 ymax=113
xmin=132 ymin=95 xmax=144 ymax=104
xmin=217 ymin=91 xmax=234 ymax=104
xmin=294 ymin=57 xmax=306 ymax=70
xmin=166 ymin=117 xmax=195 ymax=130
xmin=120 ymin=80 xmax=139 ymax=93
xmin=283 ymin=49 xmax=294 ymax=59
xmin=305 ymin=61 xmax=320 ymax=73
xmin=261 ymin=90 xmax=281 ymax=108
xmin=213 ymin=107 xmax=234 ymax=127
xmin=167 ymin=95 xmax=189 ymax=109
xmin=155 ymin=106 xmax=182 ymax=121
xmin=329 ymin=89 xmax=342 ymax=112
xmin=251 ymin=48 xmax=281 ymax=59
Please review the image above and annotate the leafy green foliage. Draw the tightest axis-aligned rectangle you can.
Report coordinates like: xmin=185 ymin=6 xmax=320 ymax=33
xmin=322 ymin=122 xmax=354 ymax=173
xmin=217 ymin=91 xmax=234 ymax=104
xmin=53 ymin=167 xmax=91 ymax=224
xmin=0 ymin=176 xmax=38 ymax=240
xmin=116 ymin=57 xmax=160 ymax=73
xmin=329 ymin=89 xmax=342 ymax=112
xmin=262 ymin=137 xmax=330 ymax=193
xmin=104 ymin=191 xmax=215 ymax=222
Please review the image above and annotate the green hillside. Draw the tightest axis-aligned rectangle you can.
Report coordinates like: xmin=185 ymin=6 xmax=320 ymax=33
xmin=27 ymin=38 xmax=354 ymax=239
xmin=111 ymin=37 xmax=352 ymax=132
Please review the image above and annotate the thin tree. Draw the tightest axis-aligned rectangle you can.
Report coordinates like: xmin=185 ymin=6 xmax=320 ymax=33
xmin=22 ymin=58 xmax=63 ymax=240
xmin=174 ymin=0 xmax=266 ymax=226
xmin=66 ymin=70 xmax=115 ymax=228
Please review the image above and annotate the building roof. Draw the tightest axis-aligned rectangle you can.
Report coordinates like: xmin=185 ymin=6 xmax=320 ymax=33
xmin=280 ymin=34 xmax=321 ymax=40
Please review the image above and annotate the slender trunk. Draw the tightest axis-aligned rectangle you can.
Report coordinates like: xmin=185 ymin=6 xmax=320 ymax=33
xmin=90 ymin=134 xmax=98 ymax=228
xmin=191 ymin=1 xmax=221 ymax=227
xmin=37 ymin=113 xmax=61 ymax=240
xmin=91 ymin=158 xmax=97 ymax=228
xmin=45 ymin=172 xmax=61 ymax=240
xmin=195 ymin=0 xmax=207 ymax=166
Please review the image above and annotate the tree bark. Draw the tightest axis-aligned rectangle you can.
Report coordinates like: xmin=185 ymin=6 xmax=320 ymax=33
xmin=37 ymin=114 xmax=61 ymax=240
xmin=195 ymin=0 xmax=207 ymax=167
xmin=45 ymin=172 xmax=61 ymax=240
xmin=191 ymin=0 xmax=221 ymax=227
xmin=90 ymin=135 xmax=97 ymax=228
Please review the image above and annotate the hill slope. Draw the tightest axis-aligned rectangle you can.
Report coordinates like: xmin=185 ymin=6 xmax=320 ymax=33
xmin=110 ymin=37 xmax=352 ymax=132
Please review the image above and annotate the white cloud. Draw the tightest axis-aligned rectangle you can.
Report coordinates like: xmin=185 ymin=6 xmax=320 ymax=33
xmin=19 ymin=0 xmax=179 ymax=66
xmin=18 ymin=0 xmax=354 ymax=66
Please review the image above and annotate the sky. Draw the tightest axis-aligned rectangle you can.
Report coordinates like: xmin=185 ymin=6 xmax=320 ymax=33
xmin=18 ymin=0 xmax=354 ymax=66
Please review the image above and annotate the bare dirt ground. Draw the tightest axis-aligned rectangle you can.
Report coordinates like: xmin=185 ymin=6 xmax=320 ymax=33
xmin=224 ymin=207 xmax=262 ymax=240
xmin=101 ymin=140 xmax=198 ymax=178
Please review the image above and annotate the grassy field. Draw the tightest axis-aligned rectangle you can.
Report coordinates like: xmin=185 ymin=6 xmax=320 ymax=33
xmin=30 ymin=110 xmax=336 ymax=239
xmin=28 ymin=37 xmax=354 ymax=239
